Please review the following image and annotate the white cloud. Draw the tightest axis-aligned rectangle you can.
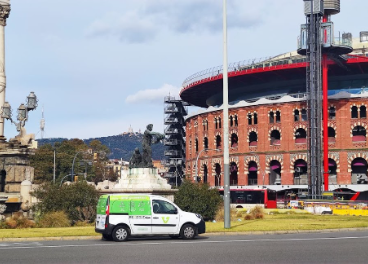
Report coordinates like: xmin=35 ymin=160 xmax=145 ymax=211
xmin=85 ymin=11 xmax=158 ymax=43
xmin=85 ymin=0 xmax=263 ymax=43
xmin=125 ymin=84 xmax=180 ymax=104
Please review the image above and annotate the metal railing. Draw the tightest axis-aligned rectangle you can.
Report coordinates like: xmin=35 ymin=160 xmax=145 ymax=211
xmin=181 ymin=50 xmax=368 ymax=91
xmin=181 ymin=55 xmax=307 ymax=89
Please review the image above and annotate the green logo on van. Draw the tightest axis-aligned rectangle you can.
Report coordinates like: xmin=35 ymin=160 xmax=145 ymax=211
xmin=162 ymin=217 xmax=170 ymax=223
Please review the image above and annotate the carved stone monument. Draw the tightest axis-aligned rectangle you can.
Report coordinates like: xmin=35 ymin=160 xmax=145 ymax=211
xmin=99 ymin=124 xmax=176 ymax=199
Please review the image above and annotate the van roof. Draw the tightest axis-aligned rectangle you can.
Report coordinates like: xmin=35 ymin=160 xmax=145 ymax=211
xmin=99 ymin=193 xmax=168 ymax=200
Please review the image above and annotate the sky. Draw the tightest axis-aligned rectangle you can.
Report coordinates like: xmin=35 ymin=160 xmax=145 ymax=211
xmin=3 ymin=0 xmax=367 ymax=140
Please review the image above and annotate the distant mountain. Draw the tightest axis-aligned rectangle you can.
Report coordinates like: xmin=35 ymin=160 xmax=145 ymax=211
xmin=36 ymin=133 xmax=165 ymax=161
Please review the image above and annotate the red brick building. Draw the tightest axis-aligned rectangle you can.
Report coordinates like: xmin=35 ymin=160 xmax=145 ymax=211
xmin=181 ymin=37 xmax=368 ymax=198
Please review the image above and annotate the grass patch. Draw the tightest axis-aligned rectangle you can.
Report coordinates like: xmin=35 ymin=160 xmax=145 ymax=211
xmin=1 ymin=214 xmax=367 ymax=239
xmin=0 ymin=226 xmax=97 ymax=239
xmin=207 ymin=214 xmax=368 ymax=233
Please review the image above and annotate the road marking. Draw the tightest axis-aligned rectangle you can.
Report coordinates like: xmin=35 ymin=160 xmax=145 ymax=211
xmin=1 ymin=235 xmax=368 ymax=250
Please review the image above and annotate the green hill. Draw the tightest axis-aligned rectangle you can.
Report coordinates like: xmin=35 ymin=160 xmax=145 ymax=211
xmin=36 ymin=133 xmax=165 ymax=161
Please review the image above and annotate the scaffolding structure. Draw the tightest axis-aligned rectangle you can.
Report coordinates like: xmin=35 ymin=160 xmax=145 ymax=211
xmin=305 ymin=0 xmax=323 ymax=198
xmin=298 ymin=0 xmax=352 ymax=198
xmin=163 ymin=96 xmax=189 ymax=186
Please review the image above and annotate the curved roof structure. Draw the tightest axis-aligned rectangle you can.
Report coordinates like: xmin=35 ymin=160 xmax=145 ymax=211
xmin=180 ymin=41 xmax=368 ymax=108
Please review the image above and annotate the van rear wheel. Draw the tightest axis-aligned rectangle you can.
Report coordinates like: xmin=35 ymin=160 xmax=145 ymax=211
xmin=112 ymin=226 xmax=130 ymax=242
xmin=180 ymin=224 xmax=196 ymax=239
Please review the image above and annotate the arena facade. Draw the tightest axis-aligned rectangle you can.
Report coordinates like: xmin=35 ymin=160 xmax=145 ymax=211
xmin=180 ymin=34 xmax=368 ymax=198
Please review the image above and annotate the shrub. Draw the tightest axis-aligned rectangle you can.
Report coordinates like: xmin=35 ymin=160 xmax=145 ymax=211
xmin=174 ymin=180 xmax=222 ymax=221
xmin=254 ymin=213 xmax=264 ymax=219
xmin=249 ymin=206 xmax=265 ymax=219
xmin=214 ymin=205 xmax=239 ymax=222
xmin=244 ymin=214 xmax=255 ymax=220
xmin=74 ymin=220 xmax=93 ymax=227
xmin=37 ymin=211 xmax=71 ymax=228
xmin=0 ymin=213 xmax=35 ymax=229
xmin=32 ymin=181 xmax=99 ymax=223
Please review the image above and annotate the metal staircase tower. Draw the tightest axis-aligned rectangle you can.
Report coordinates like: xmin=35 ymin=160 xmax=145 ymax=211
xmin=163 ymin=96 xmax=189 ymax=186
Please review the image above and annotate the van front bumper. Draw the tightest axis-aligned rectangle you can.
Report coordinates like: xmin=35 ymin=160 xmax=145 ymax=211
xmin=196 ymin=219 xmax=206 ymax=234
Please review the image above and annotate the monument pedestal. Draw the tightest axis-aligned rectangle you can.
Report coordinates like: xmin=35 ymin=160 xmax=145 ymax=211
xmin=97 ymin=167 xmax=177 ymax=201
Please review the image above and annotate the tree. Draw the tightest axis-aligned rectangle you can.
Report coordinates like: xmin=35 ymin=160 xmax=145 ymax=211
xmin=31 ymin=139 xmax=111 ymax=184
xmin=174 ymin=180 xmax=222 ymax=220
xmin=32 ymin=181 xmax=99 ymax=223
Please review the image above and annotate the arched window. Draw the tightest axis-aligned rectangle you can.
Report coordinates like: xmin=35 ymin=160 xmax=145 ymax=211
xmin=329 ymin=106 xmax=336 ymax=119
xmin=276 ymin=111 xmax=281 ymax=123
xmin=254 ymin=113 xmax=258 ymax=124
xmin=328 ymin=159 xmax=337 ymax=184
xmin=269 ymin=112 xmax=274 ymax=123
xmin=234 ymin=115 xmax=238 ymax=127
xmin=360 ymin=105 xmax=366 ymax=118
xmin=248 ymin=113 xmax=252 ymax=125
xmin=269 ymin=160 xmax=281 ymax=185
xmin=230 ymin=162 xmax=238 ymax=186
xmin=203 ymin=165 xmax=208 ymax=184
xmin=351 ymin=158 xmax=368 ymax=184
xmin=293 ymin=159 xmax=307 ymax=185
xmin=270 ymin=130 xmax=281 ymax=145
xmin=352 ymin=126 xmax=366 ymax=142
xmin=248 ymin=161 xmax=257 ymax=185
xmin=294 ymin=109 xmax=300 ymax=122
xmin=215 ymin=164 xmax=221 ymax=186
xmin=230 ymin=116 xmax=234 ymax=127
xmin=218 ymin=117 xmax=222 ymax=128
xmin=301 ymin=109 xmax=307 ymax=121
xmin=204 ymin=137 xmax=209 ymax=149
xmin=231 ymin=133 xmax=238 ymax=148
xmin=195 ymin=138 xmax=199 ymax=152
xmin=351 ymin=106 xmax=358 ymax=118
xmin=249 ymin=131 xmax=258 ymax=146
xmin=216 ymin=135 xmax=222 ymax=149
xmin=295 ymin=128 xmax=307 ymax=144
xmin=328 ymin=127 xmax=336 ymax=143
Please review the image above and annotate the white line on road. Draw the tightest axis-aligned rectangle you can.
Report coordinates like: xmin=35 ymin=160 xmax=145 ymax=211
xmin=1 ymin=235 xmax=368 ymax=250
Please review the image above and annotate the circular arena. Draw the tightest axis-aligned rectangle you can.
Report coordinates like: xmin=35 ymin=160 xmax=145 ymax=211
xmin=181 ymin=33 xmax=368 ymax=200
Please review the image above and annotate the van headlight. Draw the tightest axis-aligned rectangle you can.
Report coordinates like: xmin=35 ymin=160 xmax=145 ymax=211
xmin=195 ymin=214 xmax=203 ymax=219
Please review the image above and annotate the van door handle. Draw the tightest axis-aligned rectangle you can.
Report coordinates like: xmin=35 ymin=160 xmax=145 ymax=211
xmin=153 ymin=217 xmax=159 ymax=219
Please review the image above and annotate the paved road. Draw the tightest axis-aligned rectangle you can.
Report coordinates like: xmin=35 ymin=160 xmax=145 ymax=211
xmin=1 ymin=230 xmax=368 ymax=264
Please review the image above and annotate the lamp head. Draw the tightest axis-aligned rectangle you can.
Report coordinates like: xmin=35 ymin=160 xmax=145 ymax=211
xmin=1 ymin=101 xmax=12 ymax=119
xmin=17 ymin=103 xmax=27 ymax=121
xmin=26 ymin=92 xmax=38 ymax=110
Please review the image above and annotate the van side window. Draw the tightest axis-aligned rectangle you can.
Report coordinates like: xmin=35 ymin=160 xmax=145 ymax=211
xmin=152 ymin=200 xmax=178 ymax=214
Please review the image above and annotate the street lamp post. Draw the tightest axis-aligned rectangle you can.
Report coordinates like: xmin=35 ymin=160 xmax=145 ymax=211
xmin=195 ymin=148 xmax=220 ymax=182
xmin=1 ymin=92 xmax=38 ymax=136
xmin=53 ymin=147 xmax=56 ymax=184
xmin=0 ymin=1 xmax=10 ymax=139
xmin=71 ymin=151 xmax=85 ymax=182
xmin=222 ymin=0 xmax=231 ymax=229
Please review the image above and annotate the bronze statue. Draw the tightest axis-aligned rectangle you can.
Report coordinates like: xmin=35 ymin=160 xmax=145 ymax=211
xmin=128 ymin=124 xmax=164 ymax=168
xmin=141 ymin=124 xmax=164 ymax=167
xmin=129 ymin=147 xmax=142 ymax=168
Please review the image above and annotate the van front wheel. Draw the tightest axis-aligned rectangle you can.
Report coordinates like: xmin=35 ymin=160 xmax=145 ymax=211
xmin=180 ymin=224 xmax=196 ymax=239
xmin=112 ymin=226 xmax=130 ymax=242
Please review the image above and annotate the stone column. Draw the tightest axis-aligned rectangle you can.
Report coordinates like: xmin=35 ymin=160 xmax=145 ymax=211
xmin=0 ymin=1 xmax=10 ymax=141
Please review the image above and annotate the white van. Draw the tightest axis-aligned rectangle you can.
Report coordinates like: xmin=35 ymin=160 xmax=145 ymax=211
xmin=95 ymin=194 xmax=206 ymax=242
